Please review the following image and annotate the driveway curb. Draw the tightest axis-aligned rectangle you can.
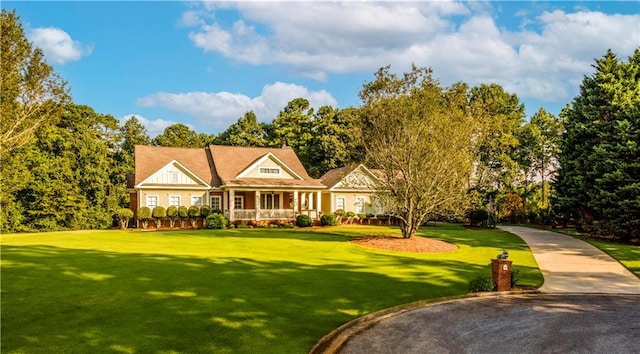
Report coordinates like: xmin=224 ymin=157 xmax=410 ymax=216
xmin=309 ymin=290 xmax=539 ymax=354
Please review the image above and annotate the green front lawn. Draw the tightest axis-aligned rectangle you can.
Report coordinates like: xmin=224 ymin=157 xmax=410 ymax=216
xmin=581 ymin=238 xmax=640 ymax=277
xmin=1 ymin=224 xmax=541 ymax=353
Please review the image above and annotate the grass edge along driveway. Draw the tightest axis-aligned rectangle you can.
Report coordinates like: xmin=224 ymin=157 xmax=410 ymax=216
xmin=1 ymin=224 xmax=541 ymax=353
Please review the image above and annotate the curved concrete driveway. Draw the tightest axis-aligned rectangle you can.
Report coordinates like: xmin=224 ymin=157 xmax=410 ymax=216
xmin=498 ymin=226 xmax=640 ymax=294
xmin=314 ymin=227 xmax=640 ymax=353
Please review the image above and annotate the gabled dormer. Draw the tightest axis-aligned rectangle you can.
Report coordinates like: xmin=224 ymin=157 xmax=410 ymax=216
xmin=135 ymin=160 xmax=211 ymax=189
xmin=236 ymin=152 xmax=303 ymax=180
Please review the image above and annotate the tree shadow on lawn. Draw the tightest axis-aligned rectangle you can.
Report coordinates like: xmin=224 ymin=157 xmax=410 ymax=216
xmin=2 ymin=244 xmax=496 ymax=354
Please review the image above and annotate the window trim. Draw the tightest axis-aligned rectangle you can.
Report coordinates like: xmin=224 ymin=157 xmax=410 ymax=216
xmin=258 ymin=166 xmax=281 ymax=175
xmin=146 ymin=195 xmax=158 ymax=208
xmin=191 ymin=195 xmax=203 ymax=207
xmin=168 ymin=195 xmax=181 ymax=206
xmin=336 ymin=197 xmax=345 ymax=211
xmin=355 ymin=196 xmax=365 ymax=214
xmin=234 ymin=196 xmax=244 ymax=209
xmin=210 ymin=195 xmax=221 ymax=211
xmin=168 ymin=170 xmax=179 ymax=184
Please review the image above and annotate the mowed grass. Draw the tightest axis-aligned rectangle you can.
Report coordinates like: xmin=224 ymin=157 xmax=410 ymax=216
xmin=1 ymin=224 xmax=542 ymax=353
xmin=581 ymin=238 xmax=640 ymax=277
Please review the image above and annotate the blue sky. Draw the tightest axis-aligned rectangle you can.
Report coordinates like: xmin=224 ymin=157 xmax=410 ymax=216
xmin=6 ymin=1 xmax=639 ymax=136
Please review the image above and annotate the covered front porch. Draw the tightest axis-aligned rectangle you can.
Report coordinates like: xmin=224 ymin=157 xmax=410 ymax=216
xmin=212 ymin=189 xmax=323 ymax=221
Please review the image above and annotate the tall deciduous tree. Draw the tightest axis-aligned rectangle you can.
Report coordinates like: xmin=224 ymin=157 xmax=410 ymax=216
xmin=360 ymin=66 xmax=476 ymax=238
xmin=0 ymin=10 xmax=69 ymax=157
xmin=3 ymin=104 xmax=122 ymax=231
xmin=469 ymin=83 xmax=525 ymax=194
xmin=216 ymin=111 xmax=268 ymax=147
xmin=153 ymin=123 xmax=204 ymax=147
xmin=555 ymin=49 xmax=640 ymax=241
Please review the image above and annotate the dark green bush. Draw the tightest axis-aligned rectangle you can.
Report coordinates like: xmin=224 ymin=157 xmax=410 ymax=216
xmin=296 ymin=214 xmax=312 ymax=227
xmin=152 ymin=206 xmax=166 ymax=228
xmin=115 ymin=208 xmax=134 ymax=230
xmin=206 ymin=213 xmax=227 ymax=229
xmin=178 ymin=206 xmax=189 ymax=228
xmin=166 ymin=206 xmax=178 ymax=227
xmin=320 ymin=214 xmax=336 ymax=226
xmin=188 ymin=206 xmax=201 ymax=228
xmin=469 ymin=276 xmax=494 ymax=292
xmin=136 ymin=207 xmax=152 ymax=229
xmin=200 ymin=205 xmax=212 ymax=218
xmin=511 ymin=268 xmax=521 ymax=288
xmin=468 ymin=209 xmax=489 ymax=226
xmin=346 ymin=211 xmax=356 ymax=217
xmin=212 ymin=208 xmax=222 ymax=215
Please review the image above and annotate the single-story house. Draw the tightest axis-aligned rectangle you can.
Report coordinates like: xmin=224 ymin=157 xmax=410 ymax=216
xmin=129 ymin=145 xmax=326 ymax=222
xmin=319 ymin=164 xmax=385 ymax=215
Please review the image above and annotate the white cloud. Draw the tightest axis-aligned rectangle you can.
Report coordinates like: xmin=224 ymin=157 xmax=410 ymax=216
xmin=184 ymin=2 xmax=639 ymax=103
xmin=120 ymin=114 xmax=186 ymax=138
xmin=29 ymin=27 xmax=92 ymax=64
xmin=136 ymin=82 xmax=337 ymax=132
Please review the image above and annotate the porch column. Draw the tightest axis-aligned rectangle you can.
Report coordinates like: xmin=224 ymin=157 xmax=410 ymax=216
xmin=255 ymin=190 xmax=261 ymax=221
xmin=308 ymin=192 xmax=314 ymax=210
xmin=222 ymin=190 xmax=228 ymax=215
xmin=301 ymin=192 xmax=307 ymax=211
xmin=330 ymin=193 xmax=335 ymax=213
xmin=229 ymin=189 xmax=235 ymax=221
xmin=293 ymin=191 xmax=299 ymax=214
xmin=316 ymin=191 xmax=322 ymax=217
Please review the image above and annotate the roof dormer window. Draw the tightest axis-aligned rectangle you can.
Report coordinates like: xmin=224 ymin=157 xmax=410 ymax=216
xmin=259 ymin=167 xmax=280 ymax=175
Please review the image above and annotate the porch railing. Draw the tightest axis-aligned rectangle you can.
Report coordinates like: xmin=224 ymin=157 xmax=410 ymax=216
xmin=226 ymin=209 xmax=296 ymax=220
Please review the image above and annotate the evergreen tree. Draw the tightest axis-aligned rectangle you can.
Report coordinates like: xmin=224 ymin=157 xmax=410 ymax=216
xmin=555 ymin=49 xmax=640 ymax=241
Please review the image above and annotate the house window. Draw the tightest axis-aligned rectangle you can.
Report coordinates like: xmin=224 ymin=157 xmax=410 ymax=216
xmin=336 ymin=197 xmax=345 ymax=211
xmin=355 ymin=197 xmax=365 ymax=213
xmin=259 ymin=167 xmax=280 ymax=175
xmin=191 ymin=196 xmax=203 ymax=206
xmin=210 ymin=196 xmax=221 ymax=211
xmin=146 ymin=195 xmax=158 ymax=208
xmin=374 ymin=198 xmax=384 ymax=214
xmin=168 ymin=195 xmax=181 ymax=206
xmin=260 ymin=193 xmax=280 ymax=210
xmin=169 ymin=171 xmax=179 ymax=184
xmin=234 ymin=196 xmax=244 ymax=209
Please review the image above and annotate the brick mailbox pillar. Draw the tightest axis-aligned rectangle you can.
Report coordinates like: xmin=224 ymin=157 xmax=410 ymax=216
xmin=491 ymin=259 xmax=512 ymax=291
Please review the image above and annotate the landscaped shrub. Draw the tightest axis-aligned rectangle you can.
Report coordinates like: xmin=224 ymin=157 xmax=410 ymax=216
xmin=200 ymin=205 xmax=212 ymax=218
xmin=178 ymin=206 xmax=188 ymax=228
xmin=152 ymin=206 xmax=166 ymax=228
xmin=357 ymin=213 xmax=367 ymax=224
xmin=345 ymin=211 xmax=356 ymax=224
xmin=376 ymin=214 xmax=390 ymax=225
xmin=136 ymin=207 xmax=152 ymax=229
xmin=511 ymin=268 xmax=521 ymax=288
xmin=166 ymin=206 xmax=178 ymax=228
xmin=469 ymin=276 xmax=494 ymax=293
xmin=334 ymin=209 xmax=345 ymax=223
xmin=275 ymin=220 xmax=294 ymax=228
xmin=115 ymin=208 xmax=134 ymax=230
xmin=468 ymin=209 xmax=489 ymax=227
xmin=296 ymin=214 xmax=312 ymax=227
xmin=320 ymin=214 xmax=336 ymax=226
xmin=206 ymin=213 xmax=227 ymax=229
xmin=188 ymin=206 xmax=200 ymax=228
xmin=212 ymin=208 xmax=222 ymax=215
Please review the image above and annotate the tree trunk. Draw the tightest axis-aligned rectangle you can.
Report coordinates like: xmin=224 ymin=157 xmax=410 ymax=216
xmin=400 ymin=218 xmax=420 ymax=239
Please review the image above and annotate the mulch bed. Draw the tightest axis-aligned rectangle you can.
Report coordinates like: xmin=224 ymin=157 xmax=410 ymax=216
xmin=350 ymin=235 xmax=458 ymax=253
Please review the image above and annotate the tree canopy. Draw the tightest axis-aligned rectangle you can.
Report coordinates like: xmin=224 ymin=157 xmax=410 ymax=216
xmin=555 ymin=49 xmax=640 ymax=242
xmin=359 ymin=66 xmax=476 ymax=238
xmin=0 ymin=10 xmax=69 ymax=158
